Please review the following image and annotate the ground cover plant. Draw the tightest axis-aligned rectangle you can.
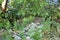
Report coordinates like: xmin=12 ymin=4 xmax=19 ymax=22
xmin=0 ymin=0 xmax=60 ymax=40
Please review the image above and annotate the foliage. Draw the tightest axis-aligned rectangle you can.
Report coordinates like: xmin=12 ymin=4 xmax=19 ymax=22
xmin=0 ymin=0 xmax=60 ymax=40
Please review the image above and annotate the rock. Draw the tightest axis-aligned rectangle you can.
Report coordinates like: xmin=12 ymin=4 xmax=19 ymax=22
xmin=8 ymin=29 xmax=21 ymax=40
xmin=13 ymin=34 xmax=21 ymax=40
xmin=26 ymin=36 xmax=31 ymax=40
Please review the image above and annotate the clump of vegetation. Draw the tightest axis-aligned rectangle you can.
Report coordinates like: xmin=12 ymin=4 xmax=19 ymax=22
xmin=0 ymin=0 xmax=60 ymax=40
